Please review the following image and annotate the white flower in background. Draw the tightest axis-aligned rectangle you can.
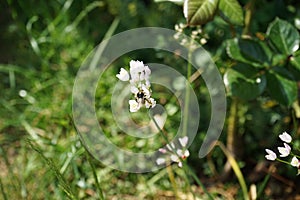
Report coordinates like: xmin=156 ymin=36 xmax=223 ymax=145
xmin=116 ymin=68 xmax=129 ymax=81
xmin=265 ymin=149 xmax=277 ymax=161
xmin=156 ymin=136 xmax=190 ymax=168
xmin=278 ymin=143 xmax=291 ymax=157
xmin=116 ymin=60 xmax=156 ymax=112
xmin=279 ymin=131 xmax=292 ymax=143
xmin=291 ymin=156 xmax=300 ymax=168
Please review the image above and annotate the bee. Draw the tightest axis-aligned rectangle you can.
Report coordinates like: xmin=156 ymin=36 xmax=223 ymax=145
xmin=135 ymin=89 xmax=153 ymax=107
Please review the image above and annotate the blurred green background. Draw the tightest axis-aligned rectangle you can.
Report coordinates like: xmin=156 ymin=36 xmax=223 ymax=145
xmin=1 ymin=0 xmax=300 ymax=199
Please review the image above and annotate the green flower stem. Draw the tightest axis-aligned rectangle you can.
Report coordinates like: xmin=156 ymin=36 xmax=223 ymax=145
xmin=182 ymin=164 xmax=214 ymax=200
xmin=275 ymin=158 xmax=291 ymax=165
xmin=149 ymin=114 xmax=179 ymax=198
xmin=182 ymin=43 xmax=193 ymax=137
xmin=166 ymin=164 xmax=179 ymax=199
xmin=150 ymin=113 xmax=171 ymax=144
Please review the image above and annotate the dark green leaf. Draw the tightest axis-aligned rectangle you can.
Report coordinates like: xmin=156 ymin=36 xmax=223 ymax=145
xmin=238 ymin=39 xmax=272 ymax=66
xmin=288 ymin=54 xmax=300 ymax=81
xmin=266 ymin=67 xmax=298 ymax=106
xmin=290 ymin=54 xmax=300 ymax=71
xmin=218 ymin=0 xmax=244 ymax=26
xmin=226 ymin=38 xmax=271 ymax=68
xmin=267 ymin=18 xmax=300 ymax=55
xmin=185 ymin=0 xmax=219 ymax=25
xmin=224 ymin=65 xmax=266 ymax=100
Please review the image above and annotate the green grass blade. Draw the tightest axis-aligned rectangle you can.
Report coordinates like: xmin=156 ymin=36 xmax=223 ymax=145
xmin=87 ymin=152 xmax=105 ymax=200
xmin=26 ymin=139 xmax=78 ymax=200
xmin=0 ymin=176 xmax=8 ymax=200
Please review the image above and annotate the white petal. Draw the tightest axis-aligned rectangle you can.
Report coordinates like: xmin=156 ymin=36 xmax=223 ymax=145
xmin=159 ymin=148 xmax=167 ymax=154
xmin=156 ymin=158 xmax=166 ymax=165
xmin=179 ymin=136 xmax=188 ymax=147
xmin=116 ymin=68 xmax=129 ymax=81
xmin=279 ymin=131 xmax=292 ymax=143
xmin=166 ymin=142 xmax=175 ymax=151
xmin=265 ymin=149 xmax=277 ymax=161
xmin=151 ymin=98 xmax=156 ymax=107
xmin=176 ymin=149 xmax=183 ymax=157
xmin=170 ymin=154 xmax=179 ymax=162
xmin=129 ymin=100 xmax=140 ymax=112
xmin=178 ymin=161 xmax=183 ymax=168
xmin=291 ymin=156 xmax=300 ymax=168
xmin=130 ymin=85 xmax=139 ymax=94
xmin=183 ymin=0 xmax=188 ymax=19
xmin=130 ymin=60 xmax=144 ymax=74
xmin=278 ymin=143 xmax=291 ymax=157
xmin=183 ymin=149 xmax=190 ymax=158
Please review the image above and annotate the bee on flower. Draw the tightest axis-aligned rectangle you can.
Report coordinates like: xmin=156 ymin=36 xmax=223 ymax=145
xmin=116 ymin=60 xmax=156 ymax=112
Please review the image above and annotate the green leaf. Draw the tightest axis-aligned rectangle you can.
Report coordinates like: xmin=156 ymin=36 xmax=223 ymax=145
xmin=290 ymin=54 xmax=300 ymax=71
xmin=266 ymin=67 xmax=298 ymax=106
xmin=226 ymin=38 xmax=271 ymax=68
xmin=224 ymin=65 xmax=266 ymax=100
xmin=288 ymin=54 xmax=300 ymax=81
xmin=238 ymin=39 xmax=272 ymax=66
xmin=218 ymin=0 xmax=244 ymax=26
xmin=185 ymin=0 xmax=219 ymax=25
xmin=154 ymin=0 xmax=184 ymax=5
xmin=267 ymin=18 xmax=300 ymax=55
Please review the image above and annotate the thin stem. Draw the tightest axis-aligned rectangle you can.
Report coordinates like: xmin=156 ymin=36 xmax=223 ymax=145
xmin=150 ymin=113 xmax=170 ymax=144
xmin=150 ymin=114 xmax=180 ymax=198
xmin=150 ymin=113 xmax=213 ymax=199
xmin=87 ymin=154 xmax=105 ymax=200
xmin=182 ymin=42 xmax=193 ymax=137
xmin=166 ymin=164 xmax=179 ymax=199
xmin=276 ymin=158 xmax=292 ymax=165
xmin=183 ymin=164 xmax=214 ymax=200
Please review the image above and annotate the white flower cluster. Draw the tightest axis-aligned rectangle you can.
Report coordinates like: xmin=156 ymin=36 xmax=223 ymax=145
xmin=265 ymin=131 xmax=300 ymax=173
xmin=156 ymin=136 xmax=190 ymax=168
xmin=116 ymin=60 xmax=156 ymax=112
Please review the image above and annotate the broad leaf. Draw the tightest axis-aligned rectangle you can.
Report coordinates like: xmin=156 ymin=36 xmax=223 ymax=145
xmin=267 ymin=18 xmax=300 ymax=55
xmin=266 ymin=67 xmax=297 ymax=106
xmin=154 ymin=0 xmax=184 ymax=5
xmin=238 ymin=39 xmax=272 ymax=66
xmin=218 ymin=0 xmax=244 ymax=26
xmin=224 ymin=65 xmax=266 ymax=100
xmin=288 ymin=54 xmax=300 ymax=81
xmin=185 ymin=0 xmax=219 ymax=25
xmin=226 ymin=38 xmax=270 ymax=68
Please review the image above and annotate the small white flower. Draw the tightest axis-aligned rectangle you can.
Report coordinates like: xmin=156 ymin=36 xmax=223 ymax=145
xmin=129 ymin=100 xmax=140 ymax=112
xmin=130 ymin=60 xmax=144 ymax=75
xmin=179 ymin=136 xmax=188 ymax=147
xmin=157 ymin=137 xmax=190 ymax=168
xmin=116 ymin=68 xmax=129 ymax=81
xmin=265 ymin=149 xmax=277 ymax=161
xmin=177 ymin=149 xmax=190 ymax=159
xmin=278 ymin=143 xmax=291 ymax=157
xmin=145 ymin=98 xmax=156 ymax=108
xmin=279 ymin=131 xmax=292 ymax=143
xmin=156 ymin=158 xmax=166 ymax=165
xmin=291 ymin=156 xmax=300 ymax=168
xmin=118 ymin=60 xmax=156 ymax=112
